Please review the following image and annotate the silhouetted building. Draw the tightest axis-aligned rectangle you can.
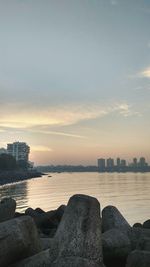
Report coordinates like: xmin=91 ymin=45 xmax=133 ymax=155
xmin=117 ymin=158 xmax=121 ymax=167
xmin=0 ymin=148 xmax=8 ymax=154
xmin=7 ymin=142 xmax=30 ymax=163
xmin=98 ymin=158 xmax=105 ymax=172
xmin=139 ymin=157 xmax=146 ymax=168
xmin=133 ymin=158 xmax=138 ymax=167
xmin=120 ymin=159 xmax=126 ymax=168
xmin=106 ymin=158 xmax=114 ymax=169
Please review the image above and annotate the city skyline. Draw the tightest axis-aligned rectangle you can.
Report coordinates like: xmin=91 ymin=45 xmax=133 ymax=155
xmin=0 ymin=1 xmax=150 ymax=165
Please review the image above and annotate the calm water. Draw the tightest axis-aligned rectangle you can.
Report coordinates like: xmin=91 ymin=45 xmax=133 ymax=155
xmin=0 ymin=172 xmax=150 ymax=225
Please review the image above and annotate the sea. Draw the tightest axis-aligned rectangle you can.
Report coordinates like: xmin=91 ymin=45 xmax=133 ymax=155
xmin=0 ymin=172 xmax=150 ymax=225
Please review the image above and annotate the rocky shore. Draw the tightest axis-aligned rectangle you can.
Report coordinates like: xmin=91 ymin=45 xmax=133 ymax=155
xmin=0 ymin=195 xmax=150 ymax=266
xmin=0 ymin=170 xmax=43 ymax=186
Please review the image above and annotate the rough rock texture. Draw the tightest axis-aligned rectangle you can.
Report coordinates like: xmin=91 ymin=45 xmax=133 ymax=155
xmin=102 ymin=228 xmax=131 ymax=266
xmin=136 ymin=237 xmax=150 ymax=251
xmin=55 ymin=194 xmax=103 ymax=265
xmin=10 ymin=248 xmax=57 ymax=267
xmin=102 ymin=205 xmax=131 ymax=233
xmin=0 ymin=197 xmax=16 ymax=222
xmin=143 ymin=219 xmax=150 ymax=229
xmin=0 ymin=216 xmax=41 ymax=267
xmin=40 ymin=238 xmax=55 ymax=250
xmin=133 ymin=223 xmax=143 ymax=228
xmin=52 ymin=256 xmax=104 ymax=267
xmin=126 ymin=250 xmax=150 ymax=267
xmin=127 ymin=227 xmax=150 ymax=250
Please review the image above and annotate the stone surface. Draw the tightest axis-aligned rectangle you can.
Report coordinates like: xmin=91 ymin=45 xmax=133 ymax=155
xmin=40 ymin=238 xmax=55 ymax=250
xmin=143 ymin=219 xmax=150 ymax=229
xmin=10 ymin=248 xmax=56 ymax=267
xmin=102 ymin=205 xmax=131 ymax=233
xmin=0 ymin=216 xmax=41 ymax=267
xmin=102 ymin=228 xmax=131 ymax=263
xmin=55 ymin=194 xmax=103 ymax=265
xmin=133 ymin=223 xmax=143 ymax=228
xmin=52 ymin=256 xmax=105 ymax=267
xmin=126 ymin=250 xmax=150 ymax=267
xmin=0 ymin=197 xmax=16 ymax=222
xmin=127 ymin=227 xmax=150 ymax=250
xmin=136 ymin=237 xmax=150 ymax=251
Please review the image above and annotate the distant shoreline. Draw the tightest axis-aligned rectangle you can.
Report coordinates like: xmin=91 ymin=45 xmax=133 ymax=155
xmin=0 ymin=170 xmax=43 ymax=186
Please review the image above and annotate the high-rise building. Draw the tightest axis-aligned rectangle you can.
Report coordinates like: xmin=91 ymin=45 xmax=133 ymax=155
xmin=0 ymin=148 xmax=8 ymax=154
xmin=133 ymin=158 xmax=137 ymax=168
xmin=139 ymin=157 xmax=146 ymax=168
xmin=106 ymin=158 xmax=114 ymax=169
xmin=120 ymin=159 xmax=126 ymax=167
xmin=98 ymin=158 xmax=105 ymax=172
xmin=7 ymin=142 xmax=30 ymax=162
xmin=116 ymin=158 xmax=121 ymax=167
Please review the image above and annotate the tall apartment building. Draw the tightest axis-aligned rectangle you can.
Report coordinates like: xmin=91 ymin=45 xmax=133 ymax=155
xmin=7 ymin=142 xmax=30 ymax=162
xmin=98 ymin=158 xmax=105 ymax=172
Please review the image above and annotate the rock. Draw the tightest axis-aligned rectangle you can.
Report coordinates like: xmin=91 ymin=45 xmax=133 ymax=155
xmin=0 ymin=216 xmax=41 ymax=267
xmin=25 ymin=207 xmax=38 ymax=217
xmin=40 ymin=238 xmax=55 ymax=250
xmin=35 ymin=207 xmax=45 ymax=214
xmin=52 ymin=256 xmax=104 ymax=267
xmin=55 ymin=194 xmax=103 ymax=265
xmin=127 ymin=227 xmax=150 ymax=250
xmin=102 ymin=228 xmax=131 ymax=266
xmin=133 ymin=222 xmax=143 ymax=228
xmin=143 ymin=219 xmax=150 ymax=229
xmin=14 ymin=212 xmax=24 ymax=218
xmin=126 ymin=250 xmax=150 ymax=267
xmin=136 ymin=237 xmax=150 ymax=251
xmin=10 ymin=248 xmax=57 ymax=267
xmin=0 ymin=197 xmax=16 ymax=222
xmin=102 ymin=205 xmax=131 ymax=233
xmin=55 ymin=205 xmax=66 ymax=221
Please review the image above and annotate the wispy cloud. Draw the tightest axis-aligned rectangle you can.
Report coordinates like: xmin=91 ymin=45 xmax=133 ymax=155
xmin=0 ymin=102 xmax=140 ymax=132
xmin=140 ymin=67 xmax=150 ymax=78
xmin=31 ymin=145 xmax=53 ymax=152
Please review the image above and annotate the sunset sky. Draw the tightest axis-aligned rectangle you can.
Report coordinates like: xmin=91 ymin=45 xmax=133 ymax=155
xmin=0 ymin=0 xmax=150 ymax=165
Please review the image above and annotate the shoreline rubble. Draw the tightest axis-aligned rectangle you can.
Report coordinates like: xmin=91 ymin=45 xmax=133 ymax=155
xmin=0 ymin=194 xmax=149 ymax=266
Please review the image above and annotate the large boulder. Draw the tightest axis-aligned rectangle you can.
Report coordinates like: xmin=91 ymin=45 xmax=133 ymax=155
xmin=0 ymin=216 xmax=41 ymax=267
xmin=128 ymin=227 xmax=150 ymax=250
xmin=52 ymin=256 xmax=102 ymax=267
xmin=126 ymin=250 xmax=150 ymax=267
xmin=102 ymin=228 xmax=131 ymax=267
xmin=143 ymin=219 xmax=150 ymax=229
xmin=54 ymin=194 xmax=103 ymax=266
xmin=102 ymin=205 xmax=131 ymax=233
xmin=0 ymin=197 xmax=16 ymax=222
xmin=10 ymin=248 xmax=57 ymax=267
xmin=136 ymin=237 xmax=150 ymax=251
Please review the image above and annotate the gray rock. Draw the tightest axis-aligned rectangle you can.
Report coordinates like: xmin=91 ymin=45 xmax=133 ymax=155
xmin=133 ymin=222 xmax=143 ymax=228
xmin=143 ymin=219 xmax=150 ymax=229
xmin=52 ymin=256 xmax=105 ymax=267
xmin=10 ymin=248 xmax=57 ymax=267
xmin=40 ymin=238 xmax=55 ymax=250
xmin=126 ymin=250 xmax=150 ymax=267
xmin=127 ymin=227 xmax=150 ymax=250
xmin=102 ymin=228 xmax=131 ymax=262
xmin=102 ymin=205 xmax=131 ymax=233
xmin=55 ymin=194 xmax=103 ymax=265
xmin=0 ymin=216 xmax=41 ymax=267
xmin=0 ymin=197 xmax=16 ymax=222
xmin=136 ymin=237 xmax=150 ymax=251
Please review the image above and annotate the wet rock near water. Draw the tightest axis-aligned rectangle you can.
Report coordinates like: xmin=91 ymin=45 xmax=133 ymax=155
xmin=0 ymin=195 xmax=149 ymax=267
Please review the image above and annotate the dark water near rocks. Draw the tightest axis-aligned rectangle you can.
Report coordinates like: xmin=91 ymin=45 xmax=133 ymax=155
xmin=0 ymin=172 xmax=150 ymax=225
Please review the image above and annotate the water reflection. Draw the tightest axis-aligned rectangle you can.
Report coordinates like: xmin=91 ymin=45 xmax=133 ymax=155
xmin=0 ymin=172 xmax=150 ymax=225
xmin=0 ymin=181 xmax=28 ymax=212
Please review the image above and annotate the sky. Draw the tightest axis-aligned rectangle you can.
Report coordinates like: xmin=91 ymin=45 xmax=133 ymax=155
xmin=0 ymin=0 xmax=150 ymax=165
